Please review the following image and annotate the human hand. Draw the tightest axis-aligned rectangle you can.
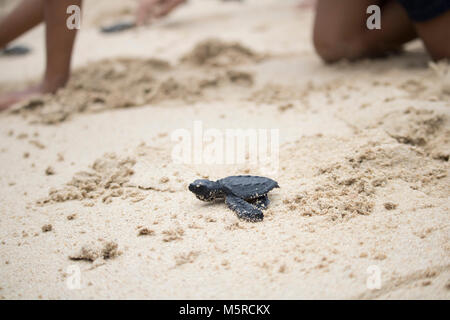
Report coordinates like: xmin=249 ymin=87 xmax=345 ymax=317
xmin=136 ymin=0 xmax=187 ymax=25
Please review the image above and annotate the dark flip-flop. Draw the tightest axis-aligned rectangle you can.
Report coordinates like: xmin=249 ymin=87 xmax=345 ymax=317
xmin=100 ymin=22 xmax=136 ymax=34
xmin=1 ymin=45 xmax=31 ymax=56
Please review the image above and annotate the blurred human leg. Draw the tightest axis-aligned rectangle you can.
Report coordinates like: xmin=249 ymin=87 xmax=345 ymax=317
xmin=41 ymin=0 xmax=81 ymax=93
xmin=0 ymin=0 xmax=82 ymax=110
xmin=0 ymin=0 xmax=44 ymax=49
xmin=313 ymin=0 xmax=417 ymax=62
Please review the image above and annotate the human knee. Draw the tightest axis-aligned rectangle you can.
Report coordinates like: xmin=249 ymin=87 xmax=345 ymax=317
xmin=313 ymin=29 xmax=368 ymax=63
xmin=427 ymin=46 xmax=450 ymax=61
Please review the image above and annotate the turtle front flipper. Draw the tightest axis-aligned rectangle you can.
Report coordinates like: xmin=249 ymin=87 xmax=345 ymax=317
xmin=225 ymin=194 xmax=263 ymax=222
xmin=249 ymin=195 xmax=270 ymax=210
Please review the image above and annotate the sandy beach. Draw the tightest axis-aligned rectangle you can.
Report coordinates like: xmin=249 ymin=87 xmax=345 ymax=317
xmin=0 ymin=0 xmax=449 ymax=299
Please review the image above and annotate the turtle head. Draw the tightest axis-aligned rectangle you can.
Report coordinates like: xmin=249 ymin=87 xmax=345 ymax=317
xmin=189 ymin=179 xmax=221 ymax=202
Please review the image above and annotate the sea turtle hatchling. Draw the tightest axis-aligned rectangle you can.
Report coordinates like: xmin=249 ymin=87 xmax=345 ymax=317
xmin=189 ymin=175 xmax=279 ymax=222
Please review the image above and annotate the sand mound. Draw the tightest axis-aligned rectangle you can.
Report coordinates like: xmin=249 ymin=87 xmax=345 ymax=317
xmin=69 ymin=241 xmax=121 ymax=262
xmin=180 ymin=38 xmax=263 ymax=67
xmin=249 ymin=83 xmax=306 ymax=104
xmin=248 ymin=79 xmax=346 ymax=108
xmin=12 ymin=54 xmax=254 ymax=124
xmin=280 ymin=137 xmax=449 ymax=221
xmin=381 ymin=107 xmax=449 ymax=161
xmin=396 ymin=61 xmax=450 ymax=100
xmin=38 ymin=153 xmax=147 ymax=206
xmin=36 ymin=143 xmax=189 ymax=206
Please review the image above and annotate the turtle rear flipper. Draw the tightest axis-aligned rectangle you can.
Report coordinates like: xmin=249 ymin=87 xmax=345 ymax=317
xmin=225 ymin=194 xmax=263 ymax=222
xmin=249 ymin=195 xmax=270 ymax=210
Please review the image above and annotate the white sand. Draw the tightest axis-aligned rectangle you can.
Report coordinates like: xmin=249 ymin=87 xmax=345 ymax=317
xmin=0 ymin=0 xmax=449 ymax=299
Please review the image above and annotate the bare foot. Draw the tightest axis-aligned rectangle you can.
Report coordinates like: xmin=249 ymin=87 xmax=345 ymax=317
xmin=0 ymin=85 xmax=42 ymax=111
